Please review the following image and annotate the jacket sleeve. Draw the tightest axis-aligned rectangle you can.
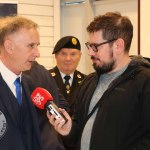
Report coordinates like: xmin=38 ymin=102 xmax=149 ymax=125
xmin=133 ymin=76 xmax=150 ymax=150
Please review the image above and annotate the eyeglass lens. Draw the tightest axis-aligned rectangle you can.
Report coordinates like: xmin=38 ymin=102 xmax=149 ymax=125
xmin=85 ymin=39 xmax=117 ymax=52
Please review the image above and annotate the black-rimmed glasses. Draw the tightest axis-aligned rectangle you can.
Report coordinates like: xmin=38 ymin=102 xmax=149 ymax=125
xmin=85 ymin=39 xmax=117 ymax=52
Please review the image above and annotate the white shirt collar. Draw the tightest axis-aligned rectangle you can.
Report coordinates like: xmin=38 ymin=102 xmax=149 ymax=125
xmin=0 ymin=60 xmax=21 ymax=88
xmin=59 ymin=71 xmax=74 ymax=85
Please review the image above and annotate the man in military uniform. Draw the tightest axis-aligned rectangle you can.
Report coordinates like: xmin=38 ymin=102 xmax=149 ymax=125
xmin=49 ymin=36 xmax=86 ymax=117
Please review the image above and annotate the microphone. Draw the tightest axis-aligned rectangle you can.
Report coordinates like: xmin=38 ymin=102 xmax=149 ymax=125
xmin=31 ymin=87 xmax=67 ymax=122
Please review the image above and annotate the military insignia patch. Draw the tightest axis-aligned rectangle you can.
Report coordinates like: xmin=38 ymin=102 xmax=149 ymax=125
xmin=51 ymin=72 xmax=56 ymax=77
xmin=72 ymin=38 xmax=77 ymax=45
xmin=77 ymin=74 xmax=81 ymax=78
xmin=0 ymin=111 xmax=7 ymax=139
xmin=66 ymin=90 xmax=70 ymax=94
xmin=66 ymin=85 xmax=70 ymax=90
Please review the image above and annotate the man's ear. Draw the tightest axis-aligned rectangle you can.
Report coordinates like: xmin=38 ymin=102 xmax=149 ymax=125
xmin=4 ymin=39 xmax=13 ymax=54
xmin=114 ymin=38 xmax=124 ymax=55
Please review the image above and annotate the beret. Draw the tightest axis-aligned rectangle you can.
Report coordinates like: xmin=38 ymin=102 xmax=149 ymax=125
xmin=52 ymin=36 xmax=81 ymax=54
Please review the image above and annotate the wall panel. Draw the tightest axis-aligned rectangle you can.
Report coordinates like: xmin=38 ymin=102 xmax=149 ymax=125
xmin=39 ymin=26 xmax=53 ymax=36
xmin=39 ymin=47 xmax=53 ymax=57
xmin=40 ymin=36 xmax=54 ymax=47
xmin=36 ymin=57 xmax=55 ymax=69
xmin=18 ymin=4 xmax=53 ymax=16
xmin=21 ymin=15 xmax=54 ymax=26
xmin=18 ymin=0 xmax=53 ymax=5
xmin=141 ymin=0 xmax=150 ymax=57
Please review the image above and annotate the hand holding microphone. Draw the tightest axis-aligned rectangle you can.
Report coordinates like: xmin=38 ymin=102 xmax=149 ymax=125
xmin=31 ymin=87 xmax=67 ymax=122
xmin=31 ymin=87 xmax=72 ymax=135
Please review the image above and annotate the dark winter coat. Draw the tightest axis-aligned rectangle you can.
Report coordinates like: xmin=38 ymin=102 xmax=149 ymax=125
xmin=65 ymin=58 xmax=150 ymax=150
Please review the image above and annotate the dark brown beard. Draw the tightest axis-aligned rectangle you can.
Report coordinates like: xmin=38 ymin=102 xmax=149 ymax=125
xmin=91 ymin=56 xmax=114 ymax=74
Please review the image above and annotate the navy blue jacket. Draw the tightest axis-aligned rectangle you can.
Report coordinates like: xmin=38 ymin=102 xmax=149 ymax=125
xmin=0 ymin=74 xmax=42 ymax=150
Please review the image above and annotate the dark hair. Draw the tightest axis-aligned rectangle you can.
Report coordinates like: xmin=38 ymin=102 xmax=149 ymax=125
xmin=87 ymin=12 xmax=133 ymax=52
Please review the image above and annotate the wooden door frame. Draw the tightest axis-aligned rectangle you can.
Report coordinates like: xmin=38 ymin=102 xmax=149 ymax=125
xmin=138 ymin=0 xmax=140 ymax=54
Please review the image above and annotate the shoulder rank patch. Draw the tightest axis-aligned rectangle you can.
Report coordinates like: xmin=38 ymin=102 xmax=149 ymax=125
xmin=77 ymin=74 xmax=81 ymax=78
xmin=51 ymin=72 xmax=56 ymax=77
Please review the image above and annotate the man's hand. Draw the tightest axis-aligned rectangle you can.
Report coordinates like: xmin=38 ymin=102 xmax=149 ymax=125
xmin=47 ymin=108 xmax=72 ymax=136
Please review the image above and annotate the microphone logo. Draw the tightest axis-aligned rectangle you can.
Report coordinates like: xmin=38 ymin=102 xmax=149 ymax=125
xmin=31 ymin=87 xmax=67 ymax=122
xmin=32 ymin=92 xmax=44 ymax=106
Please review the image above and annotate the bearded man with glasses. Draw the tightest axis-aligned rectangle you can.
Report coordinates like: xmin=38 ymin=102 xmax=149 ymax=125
xmin=47 ymin=12 xmax=150 ymax=150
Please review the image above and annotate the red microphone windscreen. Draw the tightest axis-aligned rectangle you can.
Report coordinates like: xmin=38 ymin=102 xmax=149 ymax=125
xmin=31 ymin=87 xmax=53 ymax=109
